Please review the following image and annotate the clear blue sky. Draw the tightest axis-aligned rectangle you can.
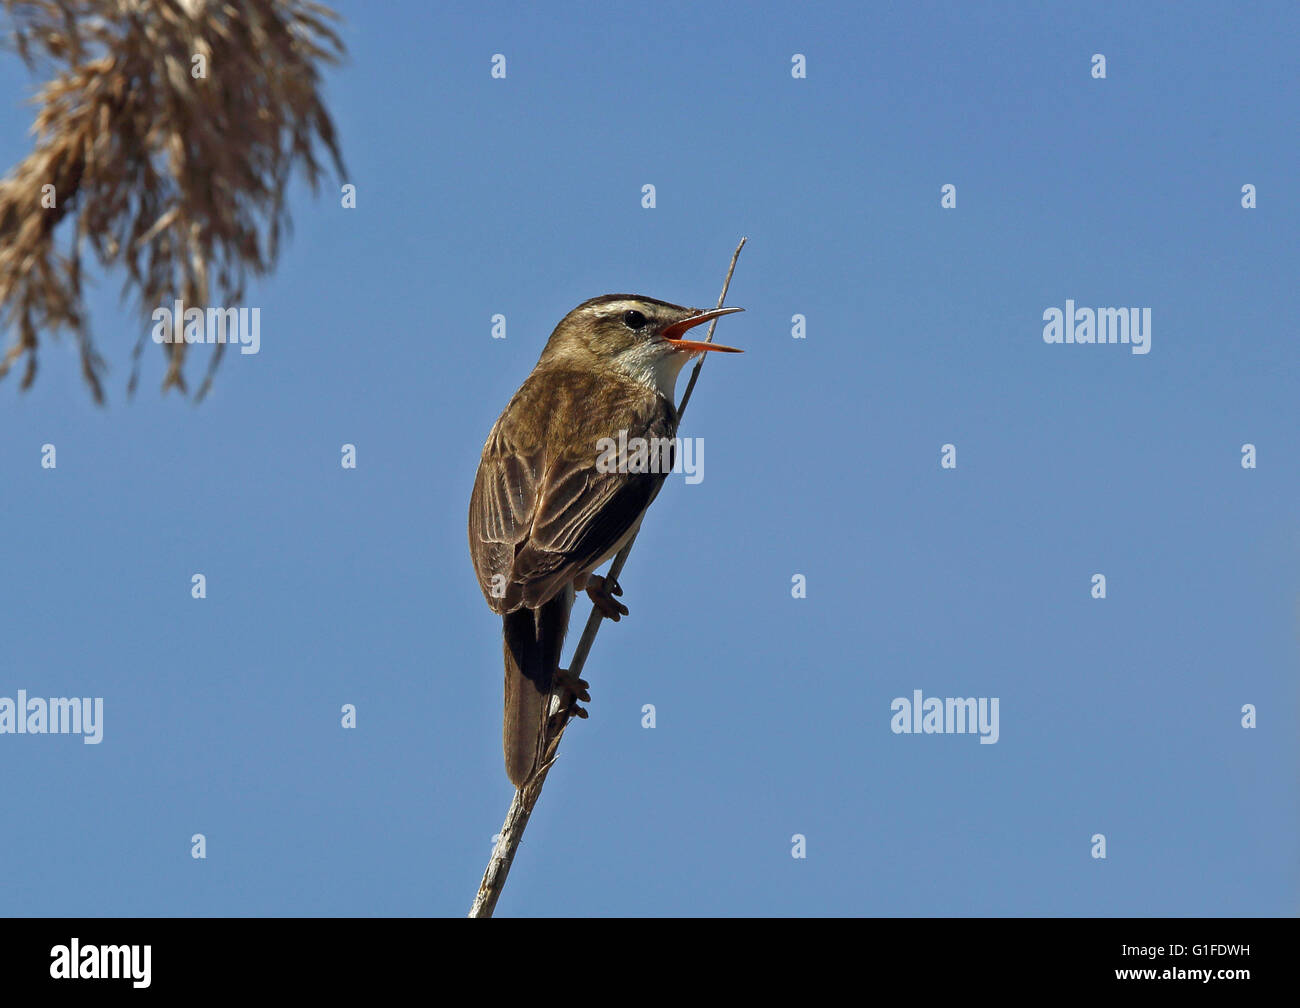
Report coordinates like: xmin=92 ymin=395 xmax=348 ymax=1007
xmin=1 ymin=1 xmax=1295 ymax=916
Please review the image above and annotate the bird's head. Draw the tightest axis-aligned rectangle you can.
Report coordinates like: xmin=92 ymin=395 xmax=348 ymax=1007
xmin=541 ymin=295 xmax=743 ymax=398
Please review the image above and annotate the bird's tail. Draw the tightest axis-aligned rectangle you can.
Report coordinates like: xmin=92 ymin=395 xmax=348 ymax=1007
xmin=502 ymin=586 xmax=573 ymax=788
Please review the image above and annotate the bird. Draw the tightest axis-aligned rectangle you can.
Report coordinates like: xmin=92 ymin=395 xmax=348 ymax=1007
xmin=468 ymin=295 xmax=743 ymax=788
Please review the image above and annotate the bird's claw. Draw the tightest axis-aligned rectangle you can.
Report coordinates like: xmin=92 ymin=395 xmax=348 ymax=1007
xmin=554 ymin=666 xmax=591 ymax=703
xmin=585 ymin=574 xmax=629 ymax=621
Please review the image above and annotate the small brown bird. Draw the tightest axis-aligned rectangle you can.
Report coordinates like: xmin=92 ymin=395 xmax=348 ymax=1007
xmin=468 ymin=295 xmax=742 ymax=787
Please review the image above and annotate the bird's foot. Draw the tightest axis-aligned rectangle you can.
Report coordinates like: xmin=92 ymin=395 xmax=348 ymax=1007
xmin=553 ymin=666 xmax=591 ymax=703
xmin=584 ymin=574 xmax=628 ymax=621
xmin=552 ymin=667 xmax=591 ymax=725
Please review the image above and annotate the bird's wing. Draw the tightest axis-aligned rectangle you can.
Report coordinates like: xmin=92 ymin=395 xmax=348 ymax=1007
xmin=468 ymin=369 xmax=675 ymax=612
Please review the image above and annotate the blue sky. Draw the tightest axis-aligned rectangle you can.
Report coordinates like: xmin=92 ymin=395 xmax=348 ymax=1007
xmin=0 ymin=0 xmax=1295 ymax=916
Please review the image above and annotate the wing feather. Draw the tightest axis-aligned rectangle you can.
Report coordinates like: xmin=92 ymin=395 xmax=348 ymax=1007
xmin=468 ymin=366 xmax=675 ymax=613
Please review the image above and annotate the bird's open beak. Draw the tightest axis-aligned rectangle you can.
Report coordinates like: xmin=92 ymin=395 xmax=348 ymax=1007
xmin=661 ymin=306 xmax=744 ymax=353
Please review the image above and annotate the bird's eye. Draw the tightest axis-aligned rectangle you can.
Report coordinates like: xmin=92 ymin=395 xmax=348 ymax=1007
xmin=622 ymin=310 xmax=648 ymax=330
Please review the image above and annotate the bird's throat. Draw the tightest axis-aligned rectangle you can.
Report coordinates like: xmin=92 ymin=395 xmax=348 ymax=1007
xmin=615 ymin=344 xmax=692 ymax=400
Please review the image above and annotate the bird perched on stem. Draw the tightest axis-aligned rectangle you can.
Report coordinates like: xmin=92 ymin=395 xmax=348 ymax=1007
xmin=469 ymin=295 xmax=743 ymax=788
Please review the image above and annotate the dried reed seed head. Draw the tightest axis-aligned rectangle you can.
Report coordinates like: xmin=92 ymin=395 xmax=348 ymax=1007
xmin=0 ymin=0 xmax=345 ymax=402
